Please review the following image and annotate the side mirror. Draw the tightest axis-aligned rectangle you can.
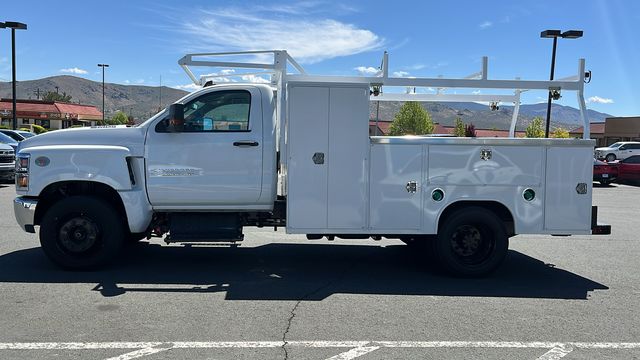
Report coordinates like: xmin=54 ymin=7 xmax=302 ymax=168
xmin=167 ymin=103 xmax=185 ymax=132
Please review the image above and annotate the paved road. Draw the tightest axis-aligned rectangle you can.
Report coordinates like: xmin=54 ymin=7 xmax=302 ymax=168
xmin=0 ymin=182 xmax=638 ymax=359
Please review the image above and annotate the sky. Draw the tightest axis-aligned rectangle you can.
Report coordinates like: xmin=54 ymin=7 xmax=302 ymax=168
xmin=2 ymin=0 xmax=639 ymax=117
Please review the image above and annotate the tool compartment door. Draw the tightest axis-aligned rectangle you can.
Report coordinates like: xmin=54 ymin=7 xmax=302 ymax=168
xmin=286 ymin=83 xmax=369 ymax=231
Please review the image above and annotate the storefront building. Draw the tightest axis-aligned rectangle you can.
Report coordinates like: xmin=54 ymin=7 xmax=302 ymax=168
xmin=0 ymin=99 xmax=103 ymax=130
xmin=570 ymin=117 xmax=640 ymax=147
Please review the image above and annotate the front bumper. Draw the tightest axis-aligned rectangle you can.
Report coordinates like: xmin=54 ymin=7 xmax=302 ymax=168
xmin=14 ymin=196 xmax=37 ymax=233
xmin=0 ymin=167 xmax=14 ymax=180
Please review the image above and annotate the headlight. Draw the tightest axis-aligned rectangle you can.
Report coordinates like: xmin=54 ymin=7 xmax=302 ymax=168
xmin=15 ymin=154 xmax=30 ymax=190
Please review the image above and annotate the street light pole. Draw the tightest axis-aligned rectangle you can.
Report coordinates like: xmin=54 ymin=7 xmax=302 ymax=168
xmin=540 ymin=29 xmax=583 ymax=138
xmin=544 ymin=36 xmax=558 ymax=138
xmin=4 ymin=22 xmax=27 ymax=130
xmin=97 ymin=63 xmax=109 ymax=124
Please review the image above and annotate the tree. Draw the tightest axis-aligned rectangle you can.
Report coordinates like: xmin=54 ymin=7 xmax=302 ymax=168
xmin=525 ymin=117 xmax=545 ymax=138
xmin=464 ymin=123 xmax=477 ymax=137
xmin=107 ymin=111 xmax=129 ymax=125
xmin=453 ymin=117 xmax=466 ymax=137
xmin=42 ymin=91 xmax=72 ymax=102
xmin=388 ymin=102 xmax=434 ymax=136
xmin=552 ymin=127 xmax=570 ymax=138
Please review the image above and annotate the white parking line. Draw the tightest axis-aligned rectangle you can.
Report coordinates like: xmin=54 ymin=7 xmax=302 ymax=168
xmin=536 ymin=344 xmax=574 ymax=360
xmin=325 ymin=346 xmax=380 ymax=360
xmin=104 ymin=347 xmax=170 ymax=360
xmin=0 ymin=340 xmax=638 ymax=360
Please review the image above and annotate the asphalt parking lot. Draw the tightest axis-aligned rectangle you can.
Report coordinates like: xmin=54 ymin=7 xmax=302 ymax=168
xmin=0 ymin=182 xmax=638 ymax=360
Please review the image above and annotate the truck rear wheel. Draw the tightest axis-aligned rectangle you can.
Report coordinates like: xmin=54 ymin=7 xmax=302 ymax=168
xmin=39 ymin=196 xmax=124 ymax=270
xmin=434 ymin=207 xmax=508 ymax=277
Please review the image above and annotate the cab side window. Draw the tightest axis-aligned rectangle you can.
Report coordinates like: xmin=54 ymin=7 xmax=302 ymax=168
xmin=156 ymin=90 xmax=251 ymax=133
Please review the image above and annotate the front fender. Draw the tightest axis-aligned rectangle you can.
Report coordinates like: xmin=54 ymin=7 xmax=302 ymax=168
xmin=18 ymin=145 xmax=134 ymax=196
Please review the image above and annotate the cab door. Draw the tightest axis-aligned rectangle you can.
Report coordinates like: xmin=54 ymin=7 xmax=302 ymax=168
xmin=145 ymin=87 xmax=263 ymax=208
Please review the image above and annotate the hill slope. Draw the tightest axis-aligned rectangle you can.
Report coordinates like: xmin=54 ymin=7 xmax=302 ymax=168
xmin=370 ymin=101 xmax=611 ymax=131
xmin=0 ymin=76 xmax=188 ymax=119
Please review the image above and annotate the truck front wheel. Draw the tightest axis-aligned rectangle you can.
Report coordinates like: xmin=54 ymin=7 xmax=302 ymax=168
xmin=434 ymin=207 xmax=508 ymax=277
xmin=39 ymin=196 xmax=124 ymax=269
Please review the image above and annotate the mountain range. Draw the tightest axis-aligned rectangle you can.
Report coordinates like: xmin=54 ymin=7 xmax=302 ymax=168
xmin=0 ymin=75 xmax=612 ymax=130
xmin=0 ymin=75 xmax=186 ymax=120
xmin=369 ymin=100 xmax=611 ymax=131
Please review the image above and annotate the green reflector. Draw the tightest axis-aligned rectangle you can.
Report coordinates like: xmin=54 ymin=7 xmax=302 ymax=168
xmin=432 ymin=189 xmax=444 ymax=202
xmin=523 ymin=189 xmax=535 ymax=201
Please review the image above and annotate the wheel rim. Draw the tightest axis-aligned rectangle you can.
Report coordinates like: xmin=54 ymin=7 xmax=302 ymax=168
xmin=58 ymin=216 xmax=100 ymax=254
xmin=449 ymin=224 xmax=494 ymax=265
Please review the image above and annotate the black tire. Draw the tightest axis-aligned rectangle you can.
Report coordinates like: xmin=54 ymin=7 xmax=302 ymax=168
xmin=434 ymin=207 xmax=508 ymax=277
xmin=39 ymin=196 xmax=125 ymax=270
xmin=605 ymin=154 xmax=616 ymax=162
xmin=600 ymin=180 xmax=611 ymax=185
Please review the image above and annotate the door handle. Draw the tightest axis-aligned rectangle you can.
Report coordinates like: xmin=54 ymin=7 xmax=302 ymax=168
xmin=233 ymin=141 xmax=259 ymax=147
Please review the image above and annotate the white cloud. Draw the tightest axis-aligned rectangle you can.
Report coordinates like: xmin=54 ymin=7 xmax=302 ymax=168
xmin=406 ymin=64 xmax=425 ymax=70
xmin=60 ymin=67 xmax=88 ymax=74
xmin=355 ymin=66 xmax=381 ymax=76
xmin=240 ymin=74 xmax=270 ymax=84
xmin=178 ymin=4 xmax=384 ymax=64
xmin=393 ymin=71 xmax=409 ymax=77
xmin=135 ymin=79 xmax=145 ymax=84
xmin=479 ymin=21 xmax=493 ymax=29
xmin=587 ymin=96 xmax=614 ymax=104
xmin=173 ymin=83 xmax=202 ymax=91
xmin=219 ymin=69 xmax=235 ymax=75
xmin=472 ymin=90 xmax=481 ymax=95
xmin=123 ymin=80 xmax=131 ymax=84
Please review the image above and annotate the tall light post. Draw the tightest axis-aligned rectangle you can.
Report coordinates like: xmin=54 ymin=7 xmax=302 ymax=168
xmin=4 ymin=21 xmax=28 ymax=130
xmin=97 ymin=63 xmax=109 ymax=123
xmin=540 ymin=29 xmax=583 ymax=137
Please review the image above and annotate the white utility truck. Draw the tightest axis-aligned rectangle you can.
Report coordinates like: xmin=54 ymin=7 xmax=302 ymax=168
xmin=13 ymin=50 xmax=610 ymax=276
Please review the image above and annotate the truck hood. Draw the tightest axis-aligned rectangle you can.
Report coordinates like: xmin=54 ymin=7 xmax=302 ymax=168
xmin=18 ymin=126 xmax=146 ymax=156
xmin=594 ymin=146 xmax=615 ymax=151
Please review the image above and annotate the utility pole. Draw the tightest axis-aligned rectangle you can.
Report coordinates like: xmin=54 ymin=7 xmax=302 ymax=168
xmin=159 ymin=74 xmax=162 ymax=111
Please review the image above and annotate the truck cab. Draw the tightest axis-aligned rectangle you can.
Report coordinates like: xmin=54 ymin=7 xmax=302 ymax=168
xmin=144 ymin=84 xmax=277 ymax=210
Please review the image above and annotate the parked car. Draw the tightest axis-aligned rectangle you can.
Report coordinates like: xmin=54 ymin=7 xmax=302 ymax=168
xmin=0 ymin=143 xmax=15 ymax=182
xmin=595 ymin=141 xmax=640 ymax=162
xmin=593 ymin=159 xmax=618 ymax=185
xmin=0 ymin=132 xmax=18 ymax=152
xmin=0 ymin=129 xmax=36 ymax=141
xmin=615 ymin=155 xmax=640 ymax=182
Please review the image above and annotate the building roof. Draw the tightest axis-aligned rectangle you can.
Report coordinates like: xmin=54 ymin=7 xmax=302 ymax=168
xmin=55 ymin=102 xmax=103 ymax=119
xmin=0 ymin=100 xmax=57 ymax=113
xmin=369 ymin=120 xmax=525 ymax=137
xmin=0 ymin=99 xmax=102 ymax=120
xmin=369 ymin=120 xmax=392 ymax=135
xmin=570 ymin=122 xmax=605 ymax=135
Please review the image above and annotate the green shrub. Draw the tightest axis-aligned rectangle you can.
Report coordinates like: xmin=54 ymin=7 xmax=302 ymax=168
xmin=31 ymin=124 xmax=48 ymax=134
